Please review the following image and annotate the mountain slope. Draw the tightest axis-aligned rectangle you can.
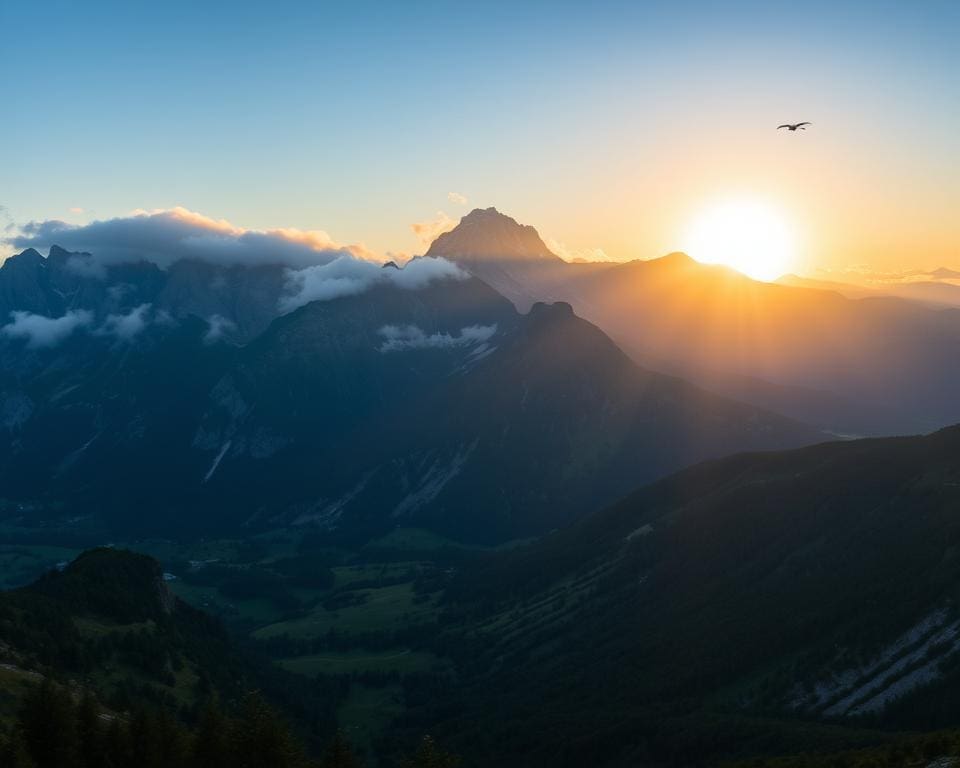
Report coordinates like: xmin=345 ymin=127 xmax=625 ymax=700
xmin=418 ymin=426 xmax=960 ymax=765
xmin=1 ymin=269 xmax=820 ymax=544
xmin=187 ymin=277 xmax=820 ymax=543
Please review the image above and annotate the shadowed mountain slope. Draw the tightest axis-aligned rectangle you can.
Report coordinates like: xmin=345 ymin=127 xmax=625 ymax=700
xmin=414 ymin=426 xmax=960 ymax=765
xmin=1 ymin=271 xmax=819 ymax=544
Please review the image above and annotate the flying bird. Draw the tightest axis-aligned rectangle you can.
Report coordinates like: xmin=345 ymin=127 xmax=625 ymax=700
xmin=778 ymin=122 xmax=812 ymax=131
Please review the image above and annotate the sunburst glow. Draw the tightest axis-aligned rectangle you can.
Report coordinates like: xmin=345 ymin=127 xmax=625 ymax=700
xmin=681 ymin=199 xmax=798 ymax=282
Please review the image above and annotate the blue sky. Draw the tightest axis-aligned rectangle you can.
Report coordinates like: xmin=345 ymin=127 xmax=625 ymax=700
xmin=2 ymin=0 xmax=958 ymax=270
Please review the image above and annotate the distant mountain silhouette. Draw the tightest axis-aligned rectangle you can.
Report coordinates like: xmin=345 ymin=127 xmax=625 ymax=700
xmin=0 ymin=245 xmax=292 ymax=342
xmin=429 ymin=210 xmax=960 ymax=436
xmin=778 ymin=272 xmax=960 ymax=308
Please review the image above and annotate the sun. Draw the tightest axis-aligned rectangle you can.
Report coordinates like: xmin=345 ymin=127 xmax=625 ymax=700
xmin=680 ymin=198 xmax=798 ymax=281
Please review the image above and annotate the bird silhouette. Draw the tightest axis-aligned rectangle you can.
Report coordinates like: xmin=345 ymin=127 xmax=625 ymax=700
xmin=778 ymin=122 xmax=812 ymax=131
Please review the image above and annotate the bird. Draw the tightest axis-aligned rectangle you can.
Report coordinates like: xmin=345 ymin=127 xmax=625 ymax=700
xmin=778 ymin=122 xmax=812 ymax=131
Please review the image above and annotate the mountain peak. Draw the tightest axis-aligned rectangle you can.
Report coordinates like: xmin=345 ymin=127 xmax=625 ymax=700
xmin=6 ymin=248 xmax=45 ymax=266
xmin=461 ymin=206 xmax=503 ymax=220
xmin=47 ymin=244 xmax=76 ymax=260
xmin=529 ymin=300 xmax=575 ymax=319
xmin=653 ymin=251 xmax=696 ymax=267
xmin=426 ymin=207 xmax=562 ymax=263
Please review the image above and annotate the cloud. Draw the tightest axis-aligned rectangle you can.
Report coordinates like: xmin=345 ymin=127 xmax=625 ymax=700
xmin=831 ymin=265 xmax=960 ymax=287
xmin=378 ymin=323 xmax=497 ymax=353
xmin=5 ymin=207 xmax=368 ymax=274
xmin=545 ymin=237 xmax=610 ymax=263
xmin=204 ymin=314 xmax=236 ymax=344
xmin=69 ymin=207 xmax=84 ymax=214
xmin=280 ymin=255 xmax=468 ymax=312
xmin=97 ymin=303 xmax=152 ymax=340
xmin=447 ymin=192 xmax=468 ymax=206
xmin=411 ymin=211 xmax=456 ymax=249
xmin=1 ymin=309 xmax=93 ymax=348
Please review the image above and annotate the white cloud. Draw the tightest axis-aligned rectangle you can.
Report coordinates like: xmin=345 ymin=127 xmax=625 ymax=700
xmin=378 ymin=323 xmax=497 ymax=353
xmin=411 ymin=211 xmax=456 ymax=249
xmin=280 ymin=255 xmax=468 ymax=312
xmin=545 ymin=237 xmax=610 ymax=263
xmin=6 ymin=207 xmax=369 ymax=274
xmin=204 ymin=314 xmax=236 ymax=344
xmin=447 ymin=192 xmax=468 ymax=206
xmin=831 ymin=265 xmax=960 ymax=287
xmin=1 ymin=309 xmax=93 ymax=348
xmin=97 ymin=304 xmax=151 ymax=340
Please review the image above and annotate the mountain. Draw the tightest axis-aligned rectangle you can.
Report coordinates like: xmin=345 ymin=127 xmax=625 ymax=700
xmin=410 ymin=425 xmax=960 ymax=766
xmin=0 ymin=268 xmax=819 ymax=544
xmin=0 ymin=548 xmax=246 ymax=713
xmin=426 ymin=207 xmax=561 ymax=263
xmin=425 ymin=207 xmax=580 ymax=311
xmin=0 ymin=547 xmax=351 ymax=766
xmin=0 ymin=246 xmax=296 ymax=343
xmin=431 ymin=210 xmax=960 ymax=436
xmin=778 ymin=272 xmax=960 ymax=308
xmin=775 ymin=272 xmax=877 ymax=298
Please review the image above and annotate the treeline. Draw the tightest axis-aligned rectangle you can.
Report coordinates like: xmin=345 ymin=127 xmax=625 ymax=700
xmin=0 ymin=679 xmax=459 ymax=768
xmin=722 ymin=729 xmax=960 ymax=767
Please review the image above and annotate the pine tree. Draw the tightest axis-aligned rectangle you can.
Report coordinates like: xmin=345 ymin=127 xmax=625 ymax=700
xmin=102 ymin=715 xmax=129 ymax=768
xmin=192 ymin=701 xmax=231 ymax=768
xmin=154 ymin=710 xmax=189 ymax=768
xmin=401 ymin=735 xmax=460 ymax=768
xmin=76 ymin=691 xmax=103 ymax=768
xmin=320 ymin=730 xmax=363 ymax=768
xmin=18 ymin=679 xmax=80 ymax=768
xmin=230 ymin=692 xmax=305 ymax=768
xmin=0 ymin=727 xmax=37 ymax=768
xmin=127 ymin=708 xmax=163 ymax=768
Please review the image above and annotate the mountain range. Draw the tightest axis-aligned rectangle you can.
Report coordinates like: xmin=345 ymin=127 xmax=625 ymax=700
xmin=6 ymin=205 xmax=960 ymax=765
xmin=0 ymin=245 xmax=293 ymax=343
xmin=0 ymin=255 xmax=817 ymax=543
xmin=428 ymin=208 xmax=960 ymax=436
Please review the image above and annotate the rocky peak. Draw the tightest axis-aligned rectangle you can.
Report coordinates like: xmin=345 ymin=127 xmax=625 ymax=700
xmin=426 ymin=207 xmax=562 ymax=263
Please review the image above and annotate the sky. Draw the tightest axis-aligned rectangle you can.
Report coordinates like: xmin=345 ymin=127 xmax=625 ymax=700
xmin=1 ymin=0 xmax=958 ymax=275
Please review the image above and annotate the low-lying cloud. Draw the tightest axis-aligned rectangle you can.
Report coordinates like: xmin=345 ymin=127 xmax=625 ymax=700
xmin=6 ymin=207 xmax=372 ymax=275
xmin=546 ymin=237 xmax=611 ymax=264
xmin=96 ymin=304 xmax=152 ymax=340
xmin=832 ymin=265 xmax=960 ymax=287
xmin=1 ymin=309 xmax=93 ymax=348
xmin=378 ymin=323 xmax=497 ymax=353
xmin=204 ymin=314 xmax=236 ymax=344
xmin=2 ymin=304 xmax=175 ymax=348
xmin=280 ymin=255 xmax=468 ymax=312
